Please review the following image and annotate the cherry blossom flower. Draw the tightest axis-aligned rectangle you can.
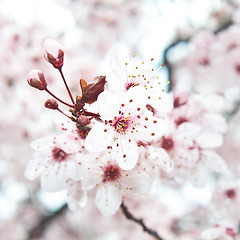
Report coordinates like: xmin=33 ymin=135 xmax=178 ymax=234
xmin=85 ymin=87 xmax=167 ymax=170
xmin=24 ymin=134 xmax=85 ymax=192
xmin=81 ymin=152 xmax=153 ymax=216
xmin=106 ymin=48 xmax=173 ymax=112
xmin=154 ymin=121 xmax=228 ymax=187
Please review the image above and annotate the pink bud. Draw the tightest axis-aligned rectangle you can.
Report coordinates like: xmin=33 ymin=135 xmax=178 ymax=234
xmin=173 ymin=90 xmax=189 ymax=108
xmin=45 ymin=99 xmax=58 ymax=110
xmin=27 ymin=69 xmax=47 ymax=90
xmin=43 ymin=39 xmax=64 ymax=69
xmin=78 ymin=115 xmax=90 ymax=126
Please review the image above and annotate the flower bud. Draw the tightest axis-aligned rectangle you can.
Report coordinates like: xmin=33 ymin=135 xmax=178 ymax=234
xmin=27 ymin=69 xmax=47 ymax=90
xmin=78 ymin=115 xmax=90 ymax=126
xmin=173 ymin=90 xmax=189 ymax=108
xmin=45 ymin=99 xmax=58 ymax=110
xmin=43 ymin=39 xmax=64 ymax=69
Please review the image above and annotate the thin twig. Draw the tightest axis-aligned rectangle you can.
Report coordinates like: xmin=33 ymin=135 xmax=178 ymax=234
xmin=27 ymin=204 xmax=67 ymax=240
xmin=59 ymin=68 xmax=75 ymax=104
xmin=45 ymin=88 xmax=74 ymax=108
xmin=120 ymin=201 xmax=164 ymax=240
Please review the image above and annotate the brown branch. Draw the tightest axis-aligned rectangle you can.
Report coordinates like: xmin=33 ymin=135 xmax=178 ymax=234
xmin=120 ymin=201 xmax=164 ymax=240
xmin=163 ymin=18 xmax=233 ymax=90
xmin=27 ymin=204 xmax=68 ymax=240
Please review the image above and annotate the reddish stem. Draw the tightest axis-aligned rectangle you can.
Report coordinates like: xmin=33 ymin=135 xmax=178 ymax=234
xmin=45 ymin=88 xmax=74 ymax=108
xmin=57 ymin=108 xmax=75 ymax=121
xmin=59 ymin=68 xmax=75 ymax=104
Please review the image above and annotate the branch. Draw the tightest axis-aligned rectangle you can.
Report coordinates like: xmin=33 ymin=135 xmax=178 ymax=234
xmin=120 ymin=201 xmax=164 ymax=240
xmin=27 ymin=204 xmax=68 ymax=240
xmin=163 ymin=18 xmax=233 ymax=90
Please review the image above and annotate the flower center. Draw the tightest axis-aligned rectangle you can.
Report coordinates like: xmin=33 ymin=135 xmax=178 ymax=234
xmin=77 ymin=126 xmax=90 ymax=139
xmin=103 ymin=164 xmax=121 ymax=182
xmin=125 ymin=81 xmax=139 ymax=90
xmin=225 ymin=189 xmax=236 ymax=199
xmin=161 ymin=137 xmax=174 ymax=151
xmin=52 ymin=147 xmax=67 ymax=162
xmin=112 ymin=116 xmax=129 ymax=134
xmin=175 ymin=117 xmax=188 ymax=126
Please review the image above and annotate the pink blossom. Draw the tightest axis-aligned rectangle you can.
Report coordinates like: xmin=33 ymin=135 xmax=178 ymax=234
xmin=81 ymin=152 xmax=153 ymax=216
xmin=85 ymin=87 xmax=166 ymax=170
xmin=24 ymin=134 xmax=85 ymax=192
xmin=106 ymin=48 xmax=173 ymax=112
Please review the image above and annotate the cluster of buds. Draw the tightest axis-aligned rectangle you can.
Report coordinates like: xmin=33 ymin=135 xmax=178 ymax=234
xmin=27 ymin=39 xmax=107 ymax=127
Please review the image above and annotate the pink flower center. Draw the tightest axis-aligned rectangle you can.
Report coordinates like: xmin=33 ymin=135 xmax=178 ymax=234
xmin=52 ymin=147 xmax=67 ymax=162
xmin=125 ymin=81 xmax=139 ymax=90
xmin=112 ymin=116 xmax=130 ymax=134
xmin=161 ymin=137 xmax=174 ymax=151
xmin=103 ymin=164 xmax=121 ymax=182
xmin=198 ymin=57 xmax=209 ymax=66
xmin=175 ymin=117 xmax=188 ymax=126
xmin=226 ymin=228 xmax=237 ymax=239
xmin=77 ymin=126 xmax=90 ymax=139
xmin=225 ymin=189 xmax=236 ymax=199
xmin=235 ymin=64 xmax=240 ymax=74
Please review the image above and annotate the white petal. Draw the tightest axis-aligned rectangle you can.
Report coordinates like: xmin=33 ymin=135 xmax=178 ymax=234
xmin=95 ymin=184 xmax=122 ymax=216
xmin=158 ymin=148 xmax=174 ymax=171
xmin=203 ymin=113 xmax=228 ymax=134
xmin=24 ymin=152 xmax=47 ymax=180
xmin=196 ymin=132 xmax=223 ymax=149
xmin=123 ymin=87 xmax=148 ymax=110
xmin=97 ymin=91 xmax=120 ymax=120
xmin=201 ymin=150 xmax=229 ymax=173
xmin=66 ymin=157 xmax=84 ymax=181
xmin=121 ymin=172 xmax=153 ymax=196
xmin=31 ymin=135 xmax=56 ymax=151
xmin=82 ymin=168 xmax=102 ymax=190
xmin=149 ymin=92 xmax=173 ymax=112
xmin=174 ymin=148 xmax=199 ymax=168
xmin=189 ymin=163 xmax=209 ymax=188
xmin=40 ymin=163 xmax=68 ymax=192
xmin=85 ymin=123 xmax=114 ymax=152
xmin=148 ymin=147 xmax=174 ymax=171
xmin=201 ymin=227 xmax=224 ymax=240
xmin=176 ymin=122 xmax=201 ymax=138
xmin=67 ymin=181 xmax=88 ymax=211
xmin=109 ymin=47 xmax=129 ymax=82
xmin=113 ymin=138 xmax=138 ymax=170
xmin=56 ymin=134 xmax=82 ymax=154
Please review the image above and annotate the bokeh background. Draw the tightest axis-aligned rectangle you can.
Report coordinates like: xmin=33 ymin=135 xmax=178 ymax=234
xmin=1 ymin=0 xmax=240 ymax=239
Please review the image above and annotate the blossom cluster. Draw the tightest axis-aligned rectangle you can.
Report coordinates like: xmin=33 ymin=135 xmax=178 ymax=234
xmin=24 ymin=39 xmax=229 ymax=221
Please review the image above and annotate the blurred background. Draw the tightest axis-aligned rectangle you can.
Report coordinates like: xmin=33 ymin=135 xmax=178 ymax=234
xmin=1 ymin=0 xmax=240 ymax=239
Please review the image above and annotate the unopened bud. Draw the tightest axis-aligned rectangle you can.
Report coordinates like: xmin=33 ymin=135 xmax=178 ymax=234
xmin=27 ymin=69 xmax=47 ymax=90
xmin=78 ymin=115 xmax=90 ymax=125
xmin=45 ymin=99 xmax=58 ymax=110
xmin=173 ymin=90 xmax=189 ymax=108
xmin=43 ymin=39 xmax=64 ymax=69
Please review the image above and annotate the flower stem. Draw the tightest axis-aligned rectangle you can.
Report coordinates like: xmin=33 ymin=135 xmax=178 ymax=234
xmin=57 ymin=108 xmax=75 ymax=121
xmin=120 ymin=201 xmax=164 ymax=240
xmin=59 ymin=68 xmax=75 ymax=104
xmin=45 ymin=88 xmax=74 ymax=108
